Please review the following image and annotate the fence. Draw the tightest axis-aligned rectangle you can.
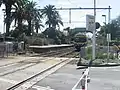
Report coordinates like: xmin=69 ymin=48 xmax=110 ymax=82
xmin=0 ymin=41 xmax=24 ymax=57
xmin=72 ymin=68 xmax=89 ymax=90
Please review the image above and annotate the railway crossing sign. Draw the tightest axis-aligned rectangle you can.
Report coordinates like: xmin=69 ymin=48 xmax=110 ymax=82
xmin=86 ymin=15 xmax=100 ymax=32
xmin=86 ymin=15 xmax=95 ymax=32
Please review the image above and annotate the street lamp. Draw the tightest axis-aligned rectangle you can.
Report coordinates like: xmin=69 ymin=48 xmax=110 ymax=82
xmin=102 ymin=15 xmax=110 ymax=63
xmin=102 ymin=15 xmax=106 ymax=24
xmin=102 ymin=15 xmax=107 ymax=38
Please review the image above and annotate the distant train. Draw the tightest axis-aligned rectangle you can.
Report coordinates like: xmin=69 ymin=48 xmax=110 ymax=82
xmin=73 ymin=33 xmax=87 ymax=52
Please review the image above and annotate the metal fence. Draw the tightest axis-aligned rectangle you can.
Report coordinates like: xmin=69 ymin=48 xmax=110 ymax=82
xmin=0 ymin=43 xmax=5 ymax=57
xmin=0 ymin=41 xmax=24 ymax=57
xmin=72 ymin=68 xmax=89 ymax=90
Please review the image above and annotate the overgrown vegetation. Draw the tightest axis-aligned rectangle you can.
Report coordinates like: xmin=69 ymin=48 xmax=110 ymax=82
xmin=85 ymin=47 xmax=115 ymax=60
xmin=97 ymin=16 xmax=120 ymax=45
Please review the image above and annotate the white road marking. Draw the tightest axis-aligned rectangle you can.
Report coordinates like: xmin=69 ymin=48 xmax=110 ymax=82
xmin=91 ymin=66 xmax=120 ymax=70
xmin=32 ymin=85 xmax=54 ymax=90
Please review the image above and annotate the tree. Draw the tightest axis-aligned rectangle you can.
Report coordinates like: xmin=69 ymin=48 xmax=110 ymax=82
xmin=41 ymin=5 xmax=63 ymax=29
xmin=52 ymin=14 xmax=63 ymax=29
xmin=43 ymin=27 xmax=66 ymax=44
xmin=34 ymin=16 xmax=44 ymax=33
xmin=9 ymin=24 xmax=28 ymax=39
xmin=10 ymin=1 xmax=43 ymax=36
xmin=24 ymin=1 xmax=43 ymax=36
xmin=99 ymin=23 xmax=119 ymax=40
xmin=0 ymin=0 xmax=28 ymax=36
xmin=98 ymin=16 xmax=120 ymax=44
xmin=11 ymin=3 xmax=27 ymax=34
xmin=41 ymin=5 xmax=63 ymax=44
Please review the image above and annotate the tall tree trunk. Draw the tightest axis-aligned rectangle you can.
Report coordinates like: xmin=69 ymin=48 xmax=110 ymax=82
xmin=49 ymin=23 xmax=51 ymax=28
xmin=18 ymin=18 xmax=22 ymax=34
xmin=36 ymin=28 xmax=38 ymax=33
xmin=5 ymin=4 xmax=11 ymax=36
xmin=28 ymin=20 xmax=31 ymax=36
xmin=35 ymin=23 xmax=39 ymax=33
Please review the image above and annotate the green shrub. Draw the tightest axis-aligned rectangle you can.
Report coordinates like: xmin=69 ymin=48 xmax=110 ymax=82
xmin=109 ymin=53 xmax=115 ymax=59
xmin=84 ymin=46 xmax=115 ymax=60
xmin=84 ymin=54 xmax=92 ymax=60
xmin=96 ymin=53 xmax=107 ymax=59
xmin=86 ymin=47 xmax=92 ymax=54
xmin=85 ymin=52 xmax=115 ymax=60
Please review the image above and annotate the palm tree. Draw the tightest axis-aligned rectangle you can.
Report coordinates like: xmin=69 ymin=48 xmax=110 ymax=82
xmin=33 ymin=9 xmax=44 ymax=33
xmin=8 ymin=1 xmax=43 ymax=37
xmin=0 ymin=0 xmax=28 ymax=36
xmin=24 ymin=1 xmax=43 ymax=36
xmin=42 ymin=5 xmax=63 ymax=29
xmin=34 ymin=19 xmax=44 ymax=33
xmin=11 ymin=6 xmax=26 ymax=35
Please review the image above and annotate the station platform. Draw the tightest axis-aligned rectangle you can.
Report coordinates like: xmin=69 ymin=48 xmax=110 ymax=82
xmin=29 ymin=44 xmax=73 ymax=53
xmin=29 ymin=44 xmax=73 ymax=49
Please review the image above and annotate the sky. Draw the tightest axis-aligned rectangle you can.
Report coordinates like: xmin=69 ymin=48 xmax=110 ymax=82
xmin=0 ymin=0 xmax=119 ymax=33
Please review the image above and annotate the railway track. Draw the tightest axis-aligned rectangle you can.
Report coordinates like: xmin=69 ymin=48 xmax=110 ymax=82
xmin=0 ymin=47 xmax=75 ymax=77
xmin=7 ymin=53 xmax=78 ymax=90
xmin=0 ymin=57 xmax=43 ymax=68
xmin=0 ymin=47 xmax=73 ymax=68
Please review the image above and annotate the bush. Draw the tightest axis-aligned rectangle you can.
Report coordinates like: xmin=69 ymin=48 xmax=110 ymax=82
xmin=109 ymin=53 xmax=115 ymax=59
xmin=86 ymin=47 xmax=92 ymax=54
xmin=96 ymin=53 xmax=107 ymax=59
xmin=85 ymin=51 xmax=115 ymax=60
xmin=84 ymin=54 xmax=92 ymax=60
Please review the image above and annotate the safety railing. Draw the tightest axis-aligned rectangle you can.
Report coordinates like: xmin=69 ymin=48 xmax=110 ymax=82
xmin=72 ymin=67 xmax=89 ymax=90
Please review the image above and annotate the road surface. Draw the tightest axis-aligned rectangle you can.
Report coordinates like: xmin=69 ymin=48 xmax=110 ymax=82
xmin=28 ymin=62 xmax=120 ymax=90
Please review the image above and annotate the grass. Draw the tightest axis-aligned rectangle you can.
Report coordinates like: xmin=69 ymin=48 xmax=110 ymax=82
xmin=84 ymin=47 xmax=115 ymax=60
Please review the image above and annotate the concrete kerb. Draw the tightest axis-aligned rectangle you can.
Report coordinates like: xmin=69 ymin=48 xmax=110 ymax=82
xmin=79 ymin=63 xmax=120 ymax=67
xmin=77 ymin=58 xmax=120 ymax=69
xmin=77 ymin=63 xmax=120 ymax=69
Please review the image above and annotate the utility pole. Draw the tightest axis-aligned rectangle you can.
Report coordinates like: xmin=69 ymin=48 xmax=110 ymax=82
xmin=69 ymin=8 xmax=71 ymax=23
xmin=92 ymin=0 xmax=96 ymax=60
xmin=107 ymin=6 xmax=111 ymax=63
xmin=108 ymin=6 xmax=111 ymax=24
xmin=68 ymin=9 xmax=71 ymax=44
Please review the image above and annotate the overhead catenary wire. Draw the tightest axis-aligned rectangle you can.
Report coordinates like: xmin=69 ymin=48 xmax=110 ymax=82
xmin=62 ymin=9 xmax=107 ymax=24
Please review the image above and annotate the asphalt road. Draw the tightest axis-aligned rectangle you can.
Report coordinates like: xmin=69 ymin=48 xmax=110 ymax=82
xmin=28 ymin=62 xmax=120 ymax=90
